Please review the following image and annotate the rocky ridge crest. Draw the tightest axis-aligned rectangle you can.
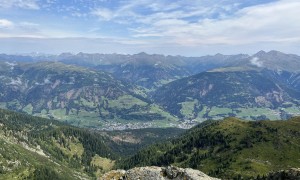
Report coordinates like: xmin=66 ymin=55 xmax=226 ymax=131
xmin=101 ymin=166 xmax=219 ymax=180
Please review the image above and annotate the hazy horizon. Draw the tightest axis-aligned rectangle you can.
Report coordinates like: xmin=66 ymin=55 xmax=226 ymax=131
xmin=0 ymin=0 xmax=300 ymax=56
xmin=1 ymin=49 xmax=300 ymax=58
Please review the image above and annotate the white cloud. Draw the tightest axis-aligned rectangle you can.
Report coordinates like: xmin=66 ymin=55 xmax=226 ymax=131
xmin=0 ymin=0 xmax=300 ymax=55
xmin=91 ymin=8 xmax=115 ymax=21
xmin=20 ymin=22 xmax=39 ymax=27
xmin=128 ymin=0 xmax=300 ymax=47
xmin=0 ymin=19 xmax=14 ymax=28
xmin=0 ymin=0 xmax=40 ymax=9
xmin=250 ymin=57 xmax=263 ymax=67
xmin=148 ymin=2 xmax=180 ymax=12
xmin=89 ymin=0 xmax=300 ymax=47
xmin=90 ymin=0 xmax=232 ymax=24
xmin=71 ymin=12 xmax=87 ymax=18
xmin=0 ymin=19 xmax=44 ymax=38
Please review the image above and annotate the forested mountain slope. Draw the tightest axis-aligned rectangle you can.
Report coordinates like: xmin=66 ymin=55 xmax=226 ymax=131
xmin=117 ymin=117 xmax=300 ymax=179
xmin=0 ymin=61 xmax=177 ymax=129
xmin=0 ymin=108 xmax=185 ymax=179
xmin=152 ymin=70 xmax=300 ymax=120
xmin=0 ymin=108 xmax=119 ymax=179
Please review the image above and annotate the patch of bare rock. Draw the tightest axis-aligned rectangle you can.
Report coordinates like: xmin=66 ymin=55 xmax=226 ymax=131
xmin=100 ymin=166 xmax=220 ymax=180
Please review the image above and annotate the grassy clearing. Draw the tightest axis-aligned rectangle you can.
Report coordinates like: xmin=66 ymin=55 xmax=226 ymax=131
xmin=108 ymin=95 xmax=148 ymax=109
xmin=179 ymin=99 xmax=198 ymax=119
xmin=91 ymin=155 xmax=115 ymax=171
xmin=91 ymin=155 xmax=115 ymax=177
xmin=235 ymin=108 xmax=280 ymax=120
xmin=76 ymin=98 xmax=96 ymax=108
xmin=208 ymin=107 xmax=232 ymax=116
xmin=53 ymin=136 xmax=84 ymax=158
xmin=0 ymin=102 xmax=6 ymax=109
xmin=149 ymin=104 xmax=177 ymax=121
xmin=22 ymin=104 xmax=33 ymax=114
xmin=283 ymin=106 xmax=300 ymax=115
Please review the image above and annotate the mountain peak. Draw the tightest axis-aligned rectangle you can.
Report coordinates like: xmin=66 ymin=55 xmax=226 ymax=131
xmin=136 ymin=52 xmax=148 ymax=56
xmin=254 ymin=50 xmax=267 ymax=56
xmin=214 ymin=53 xmax=224 ymax=56
xmin=267 ymin=50 xmax=284 ymax=56
xmin=254 ymin=50 xmax=286 ymax=57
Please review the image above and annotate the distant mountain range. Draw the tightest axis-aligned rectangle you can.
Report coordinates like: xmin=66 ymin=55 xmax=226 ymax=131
xmin=152 ymin=51 xmax=300 ymax=121
xmin=0 ymin=52 xmax=249 ymax=90
xmin=1 ymin=50 xmax=300 ymax=128
xmin=0 ymin=61 xmax=177 ymax=129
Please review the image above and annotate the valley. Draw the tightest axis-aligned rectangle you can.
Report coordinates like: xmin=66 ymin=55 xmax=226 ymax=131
xmin=1 ymin=50 xmax=300 ymax=179
xmin=1 ymin=50 xmax=300 ymax=129
xmin=1 ymin=1 xmax=300 ymax=179
xmin=0 ymin=60 xmax=178 ymax=129
xmin=1 ymin=0 xmax=300 ymax=179
xmin=1 ymin=108 xmax=300 ymax=179
xmin=0 ymin=109 xmax=184 ymax=179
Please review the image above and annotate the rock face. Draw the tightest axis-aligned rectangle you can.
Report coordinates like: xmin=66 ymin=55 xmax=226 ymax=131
xmin=101 ymin=166 xmax=220 ymax=180
xmin=264 ymin=168 xmax=300 ymax=180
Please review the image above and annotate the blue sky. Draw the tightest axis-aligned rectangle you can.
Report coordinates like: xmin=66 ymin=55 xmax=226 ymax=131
xmin=0 ymin=0 xmax=299 ymax=55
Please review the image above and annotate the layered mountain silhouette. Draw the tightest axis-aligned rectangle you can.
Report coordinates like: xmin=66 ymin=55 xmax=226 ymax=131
xmin=1 ymin=50 xmax=300 ymax=127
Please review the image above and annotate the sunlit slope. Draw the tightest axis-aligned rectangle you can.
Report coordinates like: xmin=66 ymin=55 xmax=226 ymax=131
xmin=0 ymin=61 xmax=177 ymax=128
xmin=118 ymin=117 xmax=300 ymax=179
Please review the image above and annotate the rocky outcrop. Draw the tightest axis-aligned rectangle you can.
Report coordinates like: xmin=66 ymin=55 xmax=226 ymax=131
xmin=101 ymin=166 xmax=220 ymax=180
xmin=263 ymin=168 xmax=300 ymax=180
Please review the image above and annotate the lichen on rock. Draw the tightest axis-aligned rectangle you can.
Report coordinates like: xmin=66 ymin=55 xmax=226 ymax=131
xmin=101 ymin=166 xmax=220 ymax=180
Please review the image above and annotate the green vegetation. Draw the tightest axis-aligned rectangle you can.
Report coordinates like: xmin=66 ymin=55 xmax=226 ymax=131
xmin=22 ymin=104 xmax=33 ymax=114
xmin=103 ymin=128 xmax=185 ymax=156
xmin=0 ymin=61 xmax=178 ymax=129
xmin=153 ymin=70 xmax=300 ymax=121
xmin=108 ymin=95 xmax=148 ymax=109
xmin=117 ymin=117 xmax=300 ymax=179
xmin=1 ymin=51 xmax=300 ymax=179
xmin=25 ymin=165 xmax=74 ymax=180
xmin=91 ymin=155 xmax=115 ymax=177
xmin=0 ymin=108 xmax=117 ymax=179
xmin=0 ymin=108 xmax=185 ymax=179
xmin=179 ymin=99 xmax=198 ymax=119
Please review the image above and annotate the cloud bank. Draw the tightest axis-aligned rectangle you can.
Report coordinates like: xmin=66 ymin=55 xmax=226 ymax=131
xmin=0 ymin=0 xmax=299 ymax=55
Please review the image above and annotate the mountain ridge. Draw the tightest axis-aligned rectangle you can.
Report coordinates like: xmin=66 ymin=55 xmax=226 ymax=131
xmin=117 ymin=117 xmax=300 ymax=179
xmin=0 ymin=61 xmax=178 ymax=129
xmin=1 ymin=50 xmax=300 ymax=126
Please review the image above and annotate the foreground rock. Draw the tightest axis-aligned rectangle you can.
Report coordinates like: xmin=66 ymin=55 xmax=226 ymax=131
xmin=101 ymin=166 xmax=220 ymax=180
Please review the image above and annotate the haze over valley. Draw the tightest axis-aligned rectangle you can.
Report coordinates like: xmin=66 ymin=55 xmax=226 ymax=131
xmin=1 ymin=50 xmax=300 ymax=130
xmin=0 ymin=0 xmax=300 ymax=179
